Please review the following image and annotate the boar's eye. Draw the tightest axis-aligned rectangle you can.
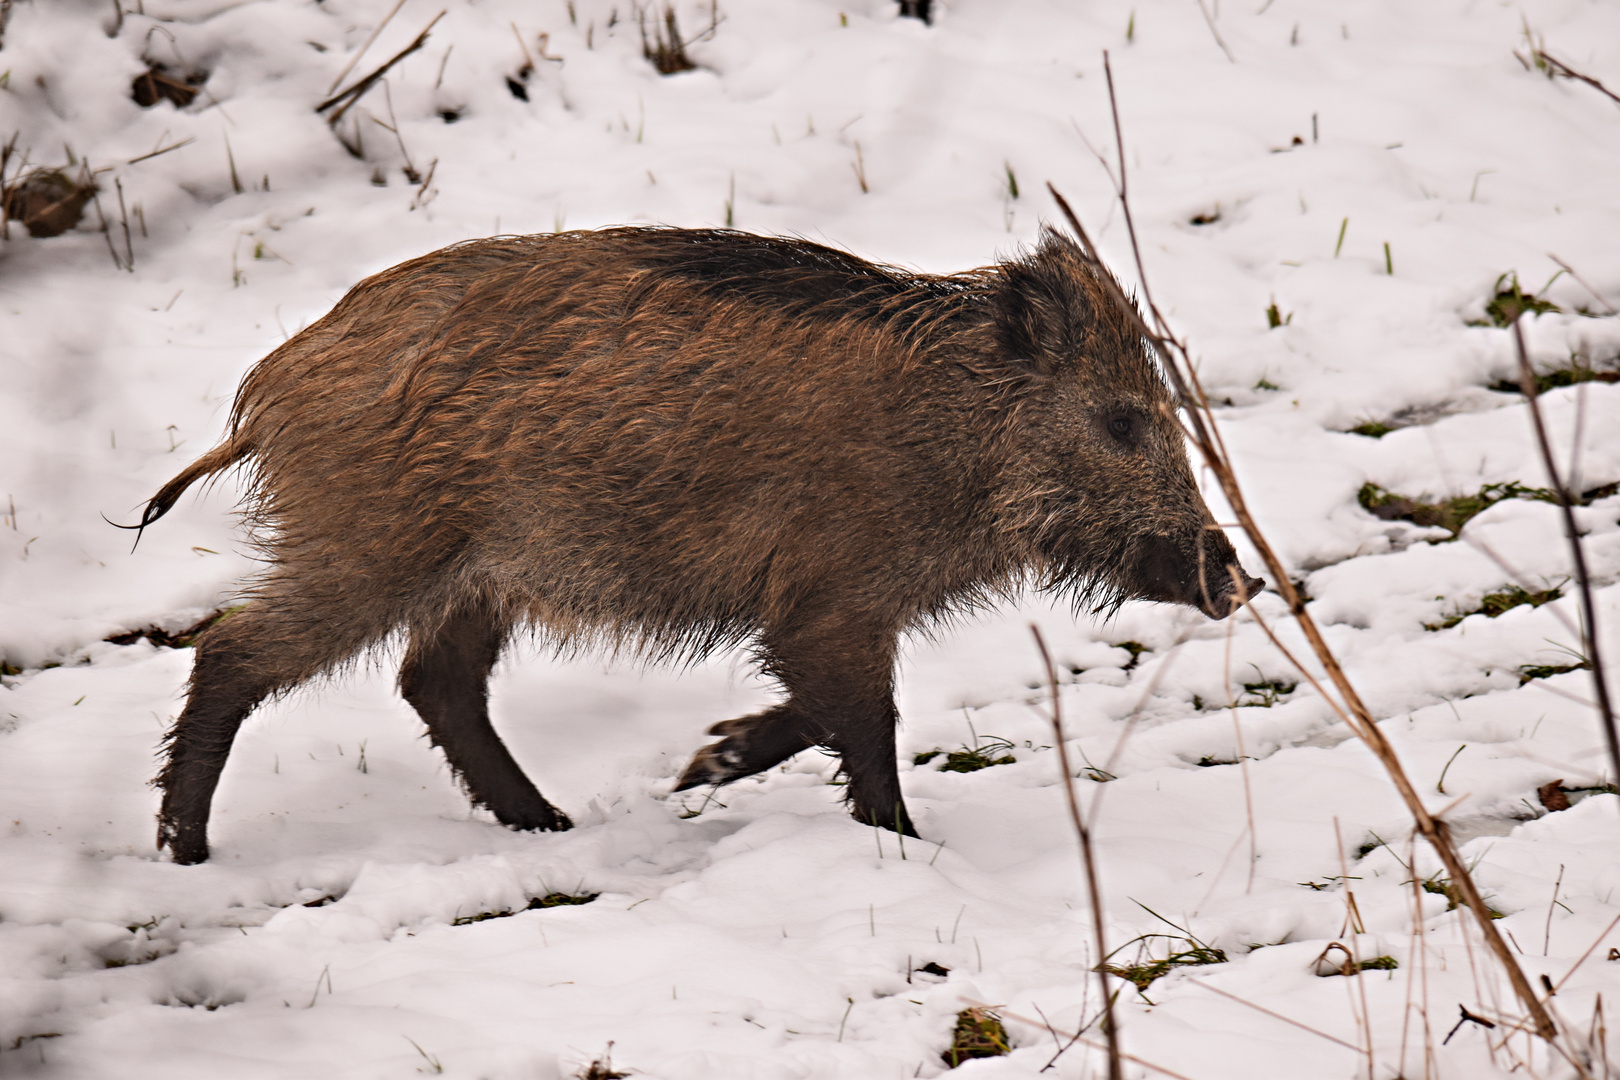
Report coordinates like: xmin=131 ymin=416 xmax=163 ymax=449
xmin=1105 ymin=412 xmax=1138 ymax=445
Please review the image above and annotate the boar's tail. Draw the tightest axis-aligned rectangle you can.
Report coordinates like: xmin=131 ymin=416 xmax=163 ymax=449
xmin=106 ymin=436 xmax=252 ymax=550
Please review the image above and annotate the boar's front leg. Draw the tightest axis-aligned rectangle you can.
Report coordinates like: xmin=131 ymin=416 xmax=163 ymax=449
xmin=400 ymin=598 xmax=572 ymax=833
xmin=677 ymin=614 xmax=917 ymax=838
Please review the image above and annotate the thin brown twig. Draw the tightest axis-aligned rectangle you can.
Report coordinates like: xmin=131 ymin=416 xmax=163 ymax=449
xmin=87 ymin=168 xmax=126 ymax=272
xmin=1531 ymin=48 xmax=1620 ymax=107
xmin=1185 ymin=979 xmax=1365 ymax=1053
xmin=126 ymin=137 xmax=195 ymax=165
xmin=1332 ymin=818 xmax=1377 ymax=1079
xmin=1548 ymin=255 xmax=1618 ymax=315
xmin=1033 ymin=624 xmax=1123 ymax=1080
xmin=317 ymin=11 xmax=445 ymax=126
xmin=1222 ymin=615 xmax=1259 ymax=893
xmin=1031 ymin=1001 xmax=1086 ymax=1072
xmin=1193 ymin=0 xmax=1236 ymax=62
xmin=1554 ymin=913 xmax=1620 ymax=994
xmin=1048 ymin=52 xmax=1562 ymax=1039
xmin=326 ymin=0 xmax=408 ymax=95
xmin=1459 ymin=531 xmax=1582 ymax=643
xmin=1526 ymin=680 xmax=1599 ymax=711
xmin=1512 ymin=318 xmax=1618 ymax=790
xmin=115 ymin=177 xmax=133 ymax=270
xmin=1095 ymin=634 xmax=1190 ymax=785
xmin=1398 ymin=831 xmax=1429 ymax=1079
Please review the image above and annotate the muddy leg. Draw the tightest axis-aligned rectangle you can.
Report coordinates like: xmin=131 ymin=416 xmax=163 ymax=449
xmin=821 ymin=690 xmax=914 ymax=838
xmin=400 ymin=600 xmax=571 ymax=832
xmin=157 ymin=599 xmax=376 ymax=864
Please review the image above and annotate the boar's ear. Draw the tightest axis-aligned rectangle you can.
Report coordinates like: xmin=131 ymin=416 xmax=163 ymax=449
xmin=990 ymin=234 xmax=1092 ymax=378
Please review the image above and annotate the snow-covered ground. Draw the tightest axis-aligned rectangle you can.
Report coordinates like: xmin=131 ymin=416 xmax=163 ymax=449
xmin=3 ymin=0 xmax=1620 ymax=1076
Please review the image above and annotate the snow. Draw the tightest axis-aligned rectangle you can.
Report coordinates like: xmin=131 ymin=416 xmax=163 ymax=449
xmin=3 ymin=0 xmax=1620 ymax=1076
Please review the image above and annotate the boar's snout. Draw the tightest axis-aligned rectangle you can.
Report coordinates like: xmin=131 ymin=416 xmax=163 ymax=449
xmin=1134 ymin=531 xmax=1265 ymax=621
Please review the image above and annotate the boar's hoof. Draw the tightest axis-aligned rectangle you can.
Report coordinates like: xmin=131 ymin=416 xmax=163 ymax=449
xmin=674 ymin=710 xmax=816 ymax=791
xmin=489 ymin=800 xmax=572 ymax=832
xmin=673 ymin=741 xmax=755 ymax=791
xmin=158 ymin=820 xmax=210 ymax=866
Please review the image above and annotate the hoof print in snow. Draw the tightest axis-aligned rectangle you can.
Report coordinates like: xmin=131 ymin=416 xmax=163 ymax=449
xmin=942 ymin=1007 xmax=1010 ymax=1068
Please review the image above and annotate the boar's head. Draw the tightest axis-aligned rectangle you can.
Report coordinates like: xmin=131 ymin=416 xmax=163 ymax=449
xmin=990 ymin=234 xmax=1263 ymax=620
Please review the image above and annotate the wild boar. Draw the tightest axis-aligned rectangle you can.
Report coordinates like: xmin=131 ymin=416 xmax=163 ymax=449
xmin=128 ymin=225 xmax=1262 ymax=864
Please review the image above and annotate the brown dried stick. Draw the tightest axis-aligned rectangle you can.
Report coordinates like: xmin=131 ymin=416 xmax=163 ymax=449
xmin=1534 ymin=49 xmax=1620 ymax=107
xmin=1032 ymin=624 xmax=1123 ymax=1080
xmin=1512 ymin=319 xmax=1618 ymax=787
xmin=326 ymin=0 xmax=409 ymax=95
xmin=1040 ymin=50 xmax=1561 ymax=1043
xmin=317 ymin=11 xmax=445 ymax=126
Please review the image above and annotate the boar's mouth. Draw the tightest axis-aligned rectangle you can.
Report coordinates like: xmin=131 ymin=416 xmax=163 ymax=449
xmin=1131 ymin=533 xmax=1264 ymax=621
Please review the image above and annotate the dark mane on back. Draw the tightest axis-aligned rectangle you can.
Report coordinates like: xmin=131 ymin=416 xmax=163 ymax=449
xmin=614 ymin=227 xmax=973 ymax=325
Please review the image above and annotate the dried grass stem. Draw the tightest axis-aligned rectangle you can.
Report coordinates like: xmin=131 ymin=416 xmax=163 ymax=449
xmin=1043 ymin=49 xmax=1562 ymax=1043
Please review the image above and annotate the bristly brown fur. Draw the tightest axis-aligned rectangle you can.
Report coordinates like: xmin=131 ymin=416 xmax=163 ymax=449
xmin=138 ymin=225 xmax=1259 ymax=863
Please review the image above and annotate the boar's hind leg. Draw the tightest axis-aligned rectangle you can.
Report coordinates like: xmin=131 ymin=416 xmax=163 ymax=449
xmin=399 ymin=600 xmax=572 ymax=833
xmin=157 ymin=598 xmax=378 ymax=865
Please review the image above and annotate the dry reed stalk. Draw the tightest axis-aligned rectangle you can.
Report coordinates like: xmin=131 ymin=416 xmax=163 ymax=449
xmin=1399 ymin=832 xmax=1437 ymax=1080
xmin=326 ymin=0 xmax=408 ymax=95
xmin=1332 ymin=819 xmax=1378 ymax=1080
xmin=126 ymin=136 xmax=194 ymax=165
xmin=1547 ymin=255 xmax=1618 ymax=315
xmin=1193 ymin=0 xmax=1235 ymax=63
xmin=1519 ymin=42 xmax=1620 ymax=107
xmin=1043 ymin=50 xmax=1561 ymax=1042
xmin=317 ymin=11 xmax=445 ymax=126
xmin=1222 ymin=618 xmax=1258 ymax=892
xmin=1187 ymin=980 xmax=1364 ymax=1052
xmin=1510 ymin=319 xmax=1619 ymax=788
xmin=1033 ymin=625 xmax=1123 ymax=1080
